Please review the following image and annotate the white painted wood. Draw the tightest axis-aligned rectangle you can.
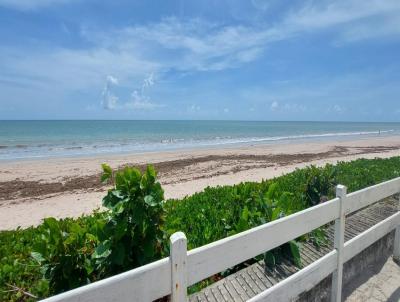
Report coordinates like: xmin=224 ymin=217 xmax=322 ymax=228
xmin=394 ymin=193 xmax=400 ymax=262
xmin=344 ymin=211 xmax=400 ymax=263
xmin=40 ymin=257 xmax=171 ymax=302
xmin=186 ymin=198 xmax=340 ymax=285
xmin=345 ymin=177 xmax=400 ymax=214
xmin=331 ymin=185 xmax=346 ymax=302
xmin=394 ymin=226 xmax=400 ymax=262
xmin=248 ymin=251 xmax=337 ymax=302
xmin=170 ymin=232 xmax=188 ymax=302
xmin=249 ymin=211 xmax=400 ymax=302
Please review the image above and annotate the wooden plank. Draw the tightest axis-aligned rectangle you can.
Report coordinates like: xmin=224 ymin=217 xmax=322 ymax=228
xmin=345 ymin=218 xmax=368 ymax=235
xmin=299 ymin=247 xmax=316 ymax=266
xmin=253 ymin=264 xmax=274 ymax=287
xmin=280 ymin=259 xmax=298 ymax=275
xmin=210 ymin=286 xmax=225 ymax=302
xmin=235 ymin=273 xmax=256 ymax=298
xmin=345 ymin=177 xmax=400 ymax=214
xmin=40 ymin=257 xmax=171 ymax=302
xmin=246 ymin=267 xmax=267 ymax=292
xmin=227 ymin=277 xmax=249 ymax=301
xmin=186 ymin=198 xmax=340 ymax=285
xmin=343 ymin=211 xmax=400 ymax=263
xmin=188 ymin=293 xmax=204 ymax=302
xmin=222 ymin=281 xmax=242 ymax=302
xmin=301 ymin=244 xmax=324 ymax=261
xmin=247 ymin=251 xmax=337 ymax=302
xmin=217 ymin=284 xmax=232 ymax=302
xmin=203 ymin=289 xmax=217 ymax=302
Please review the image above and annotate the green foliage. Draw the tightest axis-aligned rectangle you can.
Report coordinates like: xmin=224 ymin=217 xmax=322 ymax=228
xmin=31 ymin=217 xmax=100 ymax=293
xmin=2 ymin=157 xmax=400 ymax=301
xmin=94 ymin=165 xmax=165 ymax=276
xmin=0 ymin=227 xmax=48 ymax=301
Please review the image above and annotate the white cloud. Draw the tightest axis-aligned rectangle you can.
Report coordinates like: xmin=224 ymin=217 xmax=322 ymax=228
xmin=106 ymin=75 xmax=118 ymax=85
xmin=338 ymin=15 xmax=400 ymax=43
xmin=142 ymin=73 xmax=154 ymax=89
xmin=101 ymin=75 xmax=119 ymax=110
xmin=125 ymin=90 xmax=163 ymax=111
xmin=332 ymin=104 xmax=344 ymax=112
xmin=187 ymin=104 xmax=201 ymax=113
xmin=100 ymin=74 xmax=163 ymax=111
xmin=82 ymin=17 xmax=280 ymax=72
xmin=78 ymin=2 xmax=400 ymax=76
xmin=270 ymin=101 xmax=279 ymax=111
xmin=126 ymin=100 xmax=161 ymax=110
xmin=282 ymin=0 xmax=400 ymax=43
xmin=284 ymin=0 xmax=400 ymax=30
xmin=2 ymin=0 xmax=400 ymax=115
xmin=223 ymin=108 xmax=229 ymax=113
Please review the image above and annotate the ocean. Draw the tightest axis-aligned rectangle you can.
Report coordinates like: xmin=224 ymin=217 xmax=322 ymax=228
xmin=0 ymin=120 xmax=399 ymax=161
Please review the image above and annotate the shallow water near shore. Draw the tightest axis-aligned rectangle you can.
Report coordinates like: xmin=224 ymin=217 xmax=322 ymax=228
xmin=1 ymin=120 xmax=399 ymax=160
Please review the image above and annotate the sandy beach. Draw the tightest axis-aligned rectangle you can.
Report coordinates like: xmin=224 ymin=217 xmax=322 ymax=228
xmin=1 ymin=135 xmax=400 ymax=230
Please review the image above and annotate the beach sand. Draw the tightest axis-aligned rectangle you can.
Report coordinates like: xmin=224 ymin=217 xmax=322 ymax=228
xmin=1 ymin=135 xmax=400 ymax=230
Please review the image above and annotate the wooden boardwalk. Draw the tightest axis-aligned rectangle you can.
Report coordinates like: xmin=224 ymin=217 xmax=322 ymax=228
xmin=189 ymin=197 xmax=399 ymax=302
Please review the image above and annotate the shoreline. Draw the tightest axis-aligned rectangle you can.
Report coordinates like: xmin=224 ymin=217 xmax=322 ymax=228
xmin=0 ymin=129 xmax=400 ymax=165
xmin=1 ymin=135 xmax=400 ymax=230
xmin=0 ymin=131 xmax=397 ymax=163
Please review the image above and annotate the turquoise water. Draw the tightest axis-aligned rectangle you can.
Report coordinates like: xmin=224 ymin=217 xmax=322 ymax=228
xmin=0 ymin=121 xmax=399 ymax=160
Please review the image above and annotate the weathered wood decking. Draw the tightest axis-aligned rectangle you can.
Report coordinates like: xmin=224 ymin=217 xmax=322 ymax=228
xmin=189 ymin=197 xmax=399 ymax=302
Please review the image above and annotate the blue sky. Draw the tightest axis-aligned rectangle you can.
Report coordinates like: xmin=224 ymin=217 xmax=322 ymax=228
xmin=0 ymin=0 xmax=400 ymax=121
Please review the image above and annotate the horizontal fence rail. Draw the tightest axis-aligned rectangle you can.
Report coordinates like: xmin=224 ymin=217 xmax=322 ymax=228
xmin=248 ymin=211 xmax=400 ymax=302
xmin=187 ymin=198 xmax=340 ymax=285
xmin=41 ymin=258 xmax=171 ymax=302
xmin=345 ymin=177 xmax=400 ymax=214
xmin=41 ymin=177 xmax=400 ymax=302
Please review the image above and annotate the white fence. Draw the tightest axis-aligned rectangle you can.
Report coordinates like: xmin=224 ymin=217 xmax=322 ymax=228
xmin=42 ymin=178 xmax=400 ymax=302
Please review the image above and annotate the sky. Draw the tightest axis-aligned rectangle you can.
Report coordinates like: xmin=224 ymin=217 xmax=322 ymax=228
xmin=0 ymin=0 xmax=400 ymax=121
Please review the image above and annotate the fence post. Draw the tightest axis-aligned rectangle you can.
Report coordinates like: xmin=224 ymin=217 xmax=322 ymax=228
xmin=331 ymin=185 xmax=347 ymax=302
xmin=394 ymin=192 xmax=400 ymax=263
xmin=394 ymin=226 xmax=400 ymax=263
xmin=170 ymin=232 xmax=188 ymax=302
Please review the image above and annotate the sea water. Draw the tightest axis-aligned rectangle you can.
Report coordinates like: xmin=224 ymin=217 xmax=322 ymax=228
xmin=0 ymin=120 xmax=399 ymax=160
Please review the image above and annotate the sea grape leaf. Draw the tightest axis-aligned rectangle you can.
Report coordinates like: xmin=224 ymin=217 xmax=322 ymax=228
xmin=31 ymin=251 xmax=45 ymax=263
xmin=289 ymin=240 xmax=302 ymax=267
xmin=144 ymin=195 xmax=157 ymax=206
xmin=264 ymin=251 xmax=275 ymax=268
xmin=93 ymin=241 xmax=111 ymax=259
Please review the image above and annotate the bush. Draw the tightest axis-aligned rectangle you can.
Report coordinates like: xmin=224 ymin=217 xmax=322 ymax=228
xmin=2 ymin=157 xmax=400 ymax=301
xmin=93 ymin=164 xmax=165 ymax=276
xmin=31 ymin=217 xmax=100 ymax=293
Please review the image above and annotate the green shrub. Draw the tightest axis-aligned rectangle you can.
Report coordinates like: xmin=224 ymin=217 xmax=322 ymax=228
xmin=31 ymin=217 xmax=100 ymax=294
xmin=93 ymin=164 xmax=165 ymax=276
xmin=0 ymin=227 xmax=48 ymax=301
xmin=2 ymin=156 xmax=400 ymax=301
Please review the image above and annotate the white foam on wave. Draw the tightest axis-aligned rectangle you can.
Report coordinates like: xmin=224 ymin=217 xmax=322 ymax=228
xmin=0 ymin=129 xmax=396 ymax=160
